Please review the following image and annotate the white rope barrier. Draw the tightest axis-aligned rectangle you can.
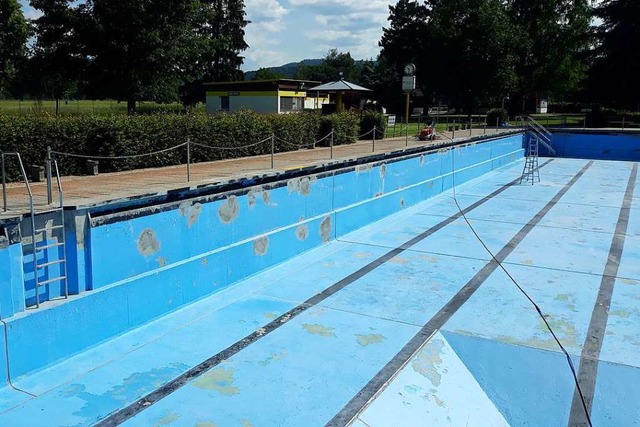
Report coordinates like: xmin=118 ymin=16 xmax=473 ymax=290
xmin=191 ymin=136 xmax=272 ymax=151
xmin=51 ymin=143 xmax=187 ymax=160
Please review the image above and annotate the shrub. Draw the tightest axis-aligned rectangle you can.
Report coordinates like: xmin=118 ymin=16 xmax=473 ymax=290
xmin=486 ymin=108 xmax=508 ymax=126
xmin=318 ymin=111 xmax=360 ymax=146
xmin=0 ymin=110 xmax=375 ymax=180
xmin=359 ymin=111 xmax=387 ymax=140
xmin=0 ymin=111 xmax=323 ymax=180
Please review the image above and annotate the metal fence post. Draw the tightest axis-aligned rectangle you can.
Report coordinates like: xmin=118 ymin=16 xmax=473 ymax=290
xmin=622 ymin=115 xmax=626 ymax=130
xmin=469 ymin=116 xmax=472 ymax=136
xmin=483 ymin=122 xmax=486 ymax=135
xmin=330 ymin=129 xmax=334 ymax=160
xmin=46 ymin=146 xmax=53 ymax=204
xmin=186 ymin=138 xmax=191 ymax=182
xmin=583 ymin=116 xmax=586 ymax=129
xmin=496 ymin=117 xmax=499 ymax=133
xmin=271 ymin=134 xmax=275 ymax=169
xmin=372 ymin=126 xmax=376 ymax=153
xmin=452 ymin=120 xmax=456 ymax=139
xmin=2 ymin=154 xmax=7 ymax=212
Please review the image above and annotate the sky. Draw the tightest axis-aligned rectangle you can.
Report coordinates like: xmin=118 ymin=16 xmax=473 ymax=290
xmin=243 ymin=0 xmax=395 ymax=70
xmin=19 ymin=0 xmax=395 ymax=71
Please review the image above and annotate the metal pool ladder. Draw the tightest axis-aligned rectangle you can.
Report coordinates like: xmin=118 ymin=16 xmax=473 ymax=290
xmin=29 ymin=160 xmax=69 ymax=308
xmin=1 ymin=154 xmax=69 ymax=308
xmin=521 ymin=135 xmax=540 ymax=184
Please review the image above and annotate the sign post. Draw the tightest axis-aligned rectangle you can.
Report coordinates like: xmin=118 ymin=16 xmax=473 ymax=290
xmin=402 ymin=64 xmax=417 ymax=135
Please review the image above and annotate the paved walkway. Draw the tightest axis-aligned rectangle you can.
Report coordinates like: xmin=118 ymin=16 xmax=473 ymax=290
xmin=1 ymin=129 xmax=511 ymax=217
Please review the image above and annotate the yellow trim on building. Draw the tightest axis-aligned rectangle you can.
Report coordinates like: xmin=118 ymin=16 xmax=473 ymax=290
xmin=206 ymin=91 xmax=279 ymax=97
xmin=278 ymin=91 xmax=307 ymax=98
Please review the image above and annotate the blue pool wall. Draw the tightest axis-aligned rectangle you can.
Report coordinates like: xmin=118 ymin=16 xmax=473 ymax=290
xmin=538 ymin=130 xmax=640 ymax=161
xmin=0 ymin=225 xmax=25 ymax=319
xmin=0 ymin=133 xmax=525 ymax=380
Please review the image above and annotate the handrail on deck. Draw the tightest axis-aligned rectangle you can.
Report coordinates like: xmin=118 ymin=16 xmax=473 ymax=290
xmin=1 ymin=152 xmax=33 ymax=213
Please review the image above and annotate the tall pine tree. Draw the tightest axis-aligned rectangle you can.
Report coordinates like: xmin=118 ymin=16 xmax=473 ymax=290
xmin=198 ymin=0 xmax=249 ymax=82
xmin=180 ymin=0 xmax=249 ymax=105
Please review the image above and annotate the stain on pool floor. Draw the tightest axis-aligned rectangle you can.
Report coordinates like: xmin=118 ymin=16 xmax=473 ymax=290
xmin=0 ymin=157 xmax=638 ymax=426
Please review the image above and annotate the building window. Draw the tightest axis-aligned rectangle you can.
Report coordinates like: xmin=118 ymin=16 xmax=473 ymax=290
xmin=280 ymin=97 xmax=303 ymax=113
xmin=220 ymin=96 xmax=230 ymax=111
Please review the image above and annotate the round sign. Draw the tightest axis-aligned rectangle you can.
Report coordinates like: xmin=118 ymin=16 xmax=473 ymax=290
xmin=404 ymin=63 xmax=416 ymax=76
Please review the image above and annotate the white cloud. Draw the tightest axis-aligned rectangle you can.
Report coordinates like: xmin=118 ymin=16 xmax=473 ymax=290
xmin=246 ymin=0 xmax=289 ymax=33
xmin=23 ymin=8 xmax=43 ymax=20
xmin=305 ymin=29 xmax=352 ymax=42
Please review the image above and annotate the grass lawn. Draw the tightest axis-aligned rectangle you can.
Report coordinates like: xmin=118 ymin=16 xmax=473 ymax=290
xmin=383 ymin=118 xmax=498 ymax=139
xmin=0 ymin=99 xmax=205 ymax=115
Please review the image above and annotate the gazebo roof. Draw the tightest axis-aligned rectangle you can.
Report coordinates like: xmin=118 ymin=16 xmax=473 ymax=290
xmin=307 ymin=79 xmax=372 ymax=93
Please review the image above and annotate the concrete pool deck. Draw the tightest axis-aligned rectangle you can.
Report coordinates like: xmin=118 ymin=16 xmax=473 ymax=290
xmin=1 ymin=128 xmax=513 ymax=218
xmin=0 ymin=155 xmax=638 ymax=426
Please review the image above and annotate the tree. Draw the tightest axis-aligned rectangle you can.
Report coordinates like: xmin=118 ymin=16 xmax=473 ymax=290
xmin=380 ymin=0 xmax=519 ymax=114
xmin=587 ymin=0 xmax=640 ymax=110
xmin=0 ymin=0 xmax=29 ymax=97
xmin=85 ymin=0 xmax=203 ymax=113
xmin=378 ymin=0 xmax=430 ymax=113
xmin=179 ymin=0 xmax=249 ymax=106
xmin=252 ymin=67 xmax=284 ymax=81
xmin=508 ymin=0 xmax=592 ymax=104
xmin=360 ymin=55 xmax=402 ymax=113
xmin=297 ymin=49 xmax=361 ymax=83
xmin=379 ymin=0 xmax=429 ymax=79
xmin=30 ymin=0 xmax=87 ymax=111
xmin=197 ymin=0 xmax=249 ymax=82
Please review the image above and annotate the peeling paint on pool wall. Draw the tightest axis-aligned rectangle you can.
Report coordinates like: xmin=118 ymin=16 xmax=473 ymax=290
xmin=218 ymin=195 xmax=240 ymax=223
xmin=137 ymin=229 xmax=160 ymax=256
xmin=88 ymin=134 xmax=524 ymax=293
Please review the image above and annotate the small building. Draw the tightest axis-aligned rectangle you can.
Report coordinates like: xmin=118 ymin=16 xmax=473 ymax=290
xmin=205 ymin=79 xmax=328 ymax=114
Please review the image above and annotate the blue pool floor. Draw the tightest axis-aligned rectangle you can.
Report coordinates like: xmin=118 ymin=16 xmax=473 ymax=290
xmin=1 ymin=157 xmax=639 ymax=426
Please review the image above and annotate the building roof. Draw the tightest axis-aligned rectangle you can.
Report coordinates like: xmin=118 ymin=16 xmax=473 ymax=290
xmin=307 ymin=79 xmax=372 ymax=93
xmin=204 ymin=79 xmax=320 ymax=93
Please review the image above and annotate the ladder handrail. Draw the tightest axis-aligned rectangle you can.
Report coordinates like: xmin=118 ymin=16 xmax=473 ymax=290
xmin=526 ymin=116 xmax=553 ymax=138
xmin=52 ymin=160 xmax=69 ymax=301
xmin=1 ymin=152 xmax=33 ymax=213
xmin=529 ymin=124 xmax=552 ymax=143
xmin=525 ymin=116 xmax=556 ymax=155
xmin=1 ymin=152 xmax=41 ymax=309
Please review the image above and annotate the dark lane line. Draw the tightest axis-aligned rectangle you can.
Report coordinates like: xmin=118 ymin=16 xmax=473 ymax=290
xmin=96 ymin=159 xmax=555 ymax=427
xmin=327 ymin=160 xmax=594 ymax=427
xmin=568 ymin=163 xmax=638 ymax=427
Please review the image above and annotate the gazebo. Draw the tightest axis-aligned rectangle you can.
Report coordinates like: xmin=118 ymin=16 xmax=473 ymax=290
xmin=307 ymin=78 xmax=372 ymax=112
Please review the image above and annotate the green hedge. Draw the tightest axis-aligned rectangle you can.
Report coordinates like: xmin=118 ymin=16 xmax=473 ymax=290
xmin=359 ymin=111 xmax=387 ymax=140
xmin=486 ymin=108 xmax=508 ymax=126
xmin=0 ymin=111 xmax=363 ymax=180
xmin=318 ymin=112 xmax=360 ymax=146
xmin=585 ymin=109 xmax=640 ymax=128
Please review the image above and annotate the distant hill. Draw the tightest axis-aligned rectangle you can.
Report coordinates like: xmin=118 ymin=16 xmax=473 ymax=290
xmin=244 ymin=58 xmax=371 ymax=81
xmin=244 ymin=59 xmax=323 ymax=80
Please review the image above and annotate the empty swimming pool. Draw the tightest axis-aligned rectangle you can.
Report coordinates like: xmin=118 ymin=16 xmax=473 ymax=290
xmin=0 ymin=132 xmax=638 ymax=426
